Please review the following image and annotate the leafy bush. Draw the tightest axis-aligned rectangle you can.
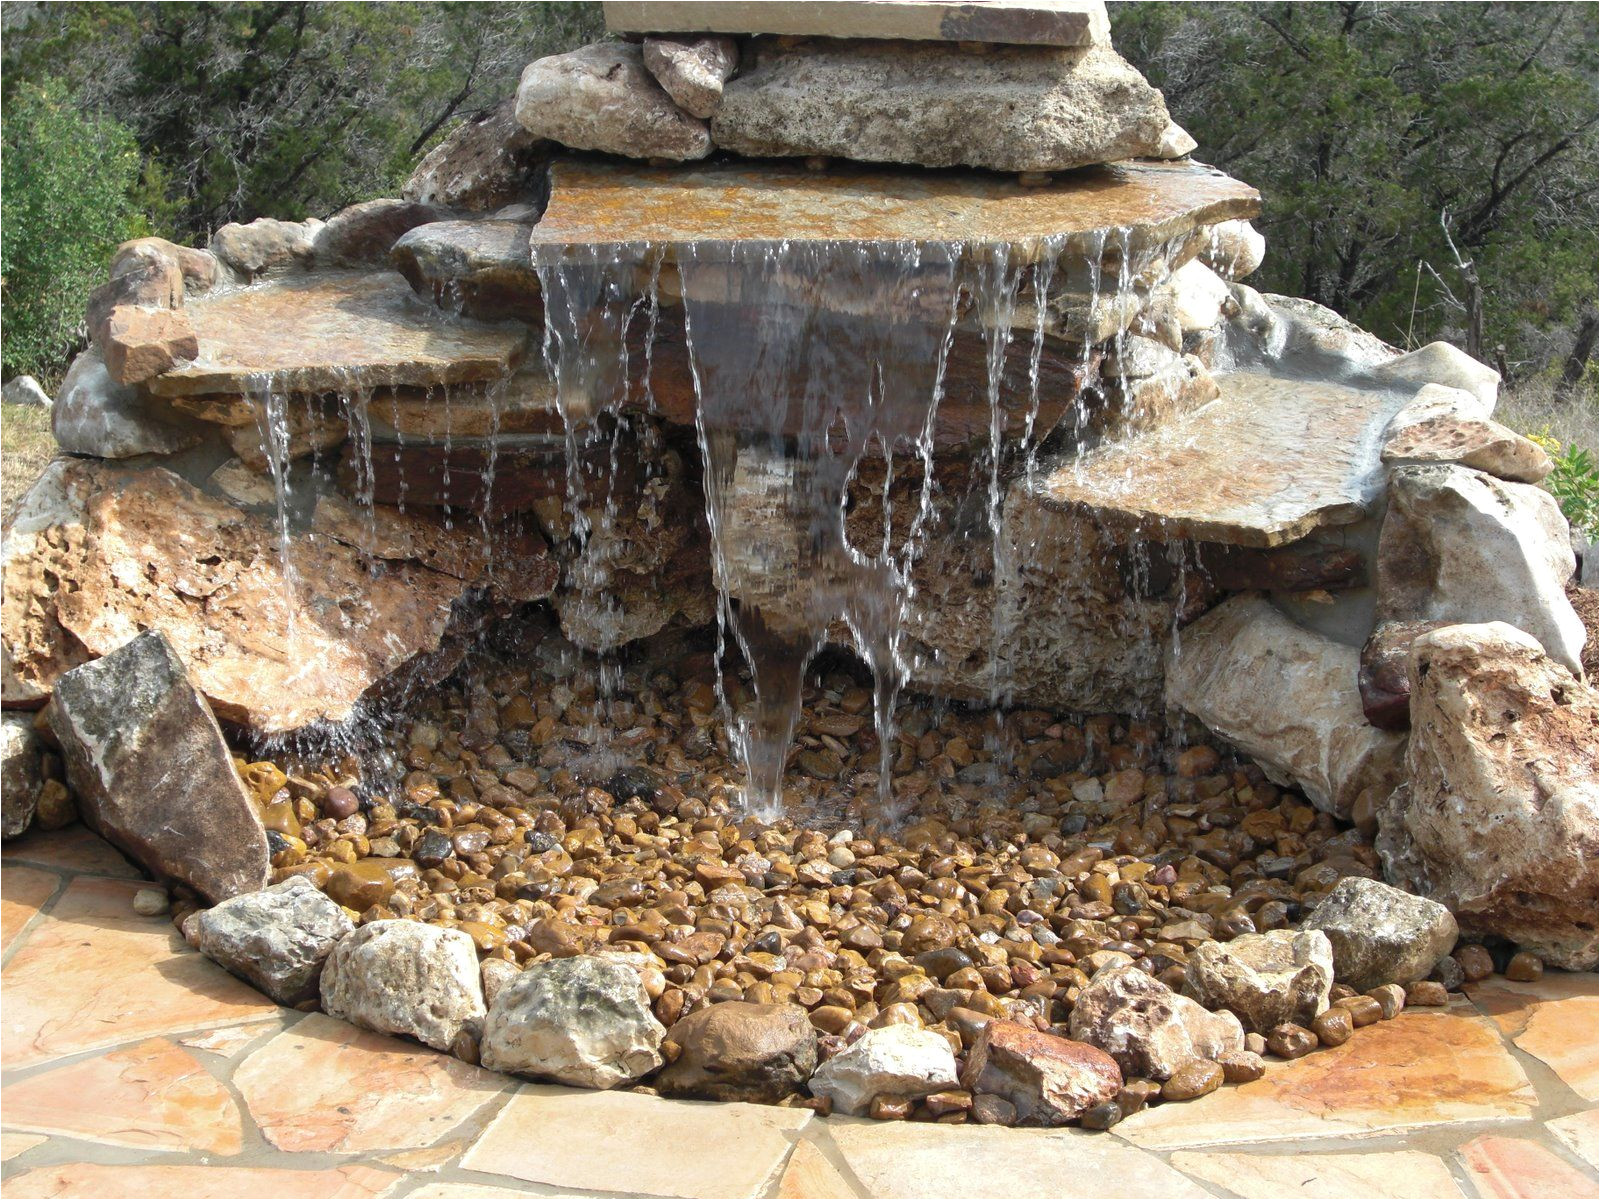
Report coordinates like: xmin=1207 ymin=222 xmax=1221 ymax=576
xmin=1547 ymin=442 xmax=1600 ymax=542
xmin=1 ymin=78 xmax=144 ymax=386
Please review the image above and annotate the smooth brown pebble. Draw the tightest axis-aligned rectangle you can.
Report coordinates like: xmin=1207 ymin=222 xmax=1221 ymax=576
xmin=1162 ymin=1058 xmax=1224 ymax=1102
xmin=1453 ymin=944 xmax=1495 ymax=983
xmin=1366 ymin=983 xmax=1405 ymax=1019
xmin=1337 ymin=995 xmax=1383 ymax=1027
xmin=1505 ymin=951 xmax=1544 ymax=982
xmin=1405 ymin=980 xmax=1450 ymax=1007
xmin=1266 ymin=1023 xmax=1317 ymax=1059
xmin=1217 ymin=1050 xmax=1266 ymax=1083
xmin=1312 ymin=1007 xmax=1353 ymax=1047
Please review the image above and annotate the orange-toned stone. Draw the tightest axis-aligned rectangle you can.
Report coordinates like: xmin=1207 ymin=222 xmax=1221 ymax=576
xmin=1171 ymin=1149 xmax=1465 ymax=1199
xmin=1 ymin=877 xmax=274 ymax=1069
xmin=1116 ymin=1009 xmax=1535 ymax=1149
xmin=776 ymin=1138 xmax=860 ymax=1199
xmin=1 ymin=865 xmax=58 ymax=952
xmin=1458 ymin=1134 xmax=1599 ymax=1200
xmin=2 ymin=826 xmax=140 ymax=879
xmin=4 ymin=1162 xmax=398 ymax=1199
xmin=234 ymin=1013 xmax=507 ymax=1153
xmin=1471 ymin=975 xmax=1599 ymax=1103
xmin=2 ymin=1036 xmax=241 ymax=1153
xmin=0 ymin=1133 xmax=46 ymax=1161
xmin=409 ymin=1187 xmax=543 ymax=1199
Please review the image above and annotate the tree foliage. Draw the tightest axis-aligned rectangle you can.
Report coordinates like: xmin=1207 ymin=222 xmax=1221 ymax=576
xmin=1113 ymin=1 xmax=1599 ymax=380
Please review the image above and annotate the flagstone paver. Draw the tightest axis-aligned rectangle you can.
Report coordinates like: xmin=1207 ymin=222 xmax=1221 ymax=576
xmin=1169 ymin=1149 xmax=1467 ymax=1199
xmin=1114 ymin=1007 xmax=1536 ymax=1149
xmin=462 ymin=1085 xmax=812 ymax=1198
xmin=1 ymin=876 xmax=275 ymax=1068
xmin=0 ymin=832 xmax=1596 ymax=1200
xmin=1457 ymin=1134 xmax=1600 ymax=1200
xmin=2 ymin=1036 xmax=243 ymax=1154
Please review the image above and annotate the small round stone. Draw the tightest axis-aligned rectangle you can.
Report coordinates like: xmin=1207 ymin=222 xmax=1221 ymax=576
xmin=1312 ymin=1007 xmax=1353 ymax=1047
xmin=1336 ymin=995 xmax=1383 ymax=1028
xmin=1265 ymin=1023 xmax=1318 ymax=1059
xmin=132 ymin=887 xmax=169 ymax=917
xmin=1453 ymin=944 xmax=1495 ymax=983
xmin=1505 ymin=951 xmax=1544 ymax=982
xmin=1080 ymin=1101 xmax=1123 ymax=1130
xmin=1162 ymin=1058 xmax=1224 ymax=1102
xmin=1405 ymin=980 xmax=1450 ymax=1007
xmin=324 ymin=786 xmax=360 ymax=819
xmin=1217 ymin=1050 xmax=1266 ymax=1084
xmin=1365 ymin=983 xmax=1405 ymax=1020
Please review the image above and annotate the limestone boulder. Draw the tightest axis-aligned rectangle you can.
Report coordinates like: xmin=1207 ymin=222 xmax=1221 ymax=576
xmin=1304 ymin=877 xmax=1459 ymax=990
xmin=313 ymin=198 xmax=448 ymax=267
xmin=1223 ymin=291 xmax=1397 ymax=378
xmin=101 ymin=305 xmax=200 ymax=384
xmin=210 ymin=217 xmax=322 ymax=281
xmin=45 ymin=630 xmax=270 ymax=903
xmin=1184 ymin=929 xmax=1334 ymax=1034
xmin=515 ymin=42 xmax=712 ymax=161
xmin=196 ymin=875 xmax=355 ymax=1004
xmin=405 ymin=97 xmax=549 ymax=211
xmin=1377 ymin=464 xmax=1584 ymax=676
xmin=320 ymin=920 xmax=486 ymax=1051
xmin=110 ymin=237 xmax=220 ymax=294
xmin=1161 ymin=259 xmax=1231 ymax=335
xmin=1165 ymin=595 xmax=1407 ymax=819
xmin=1377 ymin=623 xmax=1599 ymax=969
xmin=807 ymin=1024 xmax=959 ymax=1116
xmin=392 ymin=219 xmax=541 ymax=319
xmin=654 ymin=1001 xmax=817 ymax=1103
xmin=481 ymin=955 xmax=665 ymax=1088
xmin=1 ymin=713 xmax=43 ymax=838
xmin=51 ymin=350 xmax=203 ymax=458
xmin=1068 ymin=965 xmax=1243 ymax=1081
xmin=1367 ymin=341 xmax=1499 ymax=409
xmin=960 ymin=1021 xmax=1121 ymax=1126
xmin=2 ymin=376 xmax=51 ymax=408
xmin=1381 ymin=411 xmax=1550 ymax=483
xmin=1155 ymin=119 xmax=1198 ymax=159
xmin=1200 ymin=219 xmax=1265 ymax=282
xmin=712 ymin=40 xmax=1171 ymax=173
xmin=643 ymin=35 xmax=738 ymax=119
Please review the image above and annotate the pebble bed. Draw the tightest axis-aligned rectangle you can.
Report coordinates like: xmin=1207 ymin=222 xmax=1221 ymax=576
xmin=191 ymin=626 xmax=1535 ymax=1127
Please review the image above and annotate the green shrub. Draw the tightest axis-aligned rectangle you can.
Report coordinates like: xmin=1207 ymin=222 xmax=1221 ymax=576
xmin=1 ymin=78 xmax=144 ymax=386
xmin=1547 ymin=442 xmax=1600 ymax=542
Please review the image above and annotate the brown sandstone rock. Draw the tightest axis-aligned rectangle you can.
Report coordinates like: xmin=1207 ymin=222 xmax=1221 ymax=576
xmin=960 ymin=1020 xmax=1122 ymax=1125
xmin=101 ymin=306 xmax=200 ymax=385
xmin=654 ymin=1001 xmax=818 ymax=1103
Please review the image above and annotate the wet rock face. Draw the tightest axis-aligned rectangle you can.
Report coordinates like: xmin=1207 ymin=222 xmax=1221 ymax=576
xmin=1 ymin=713 xmax=44 ymax=839
xmin=960 ymin=1020 xmax=1121 ymax=1126
xmin=481 ymin=955 xmax=666 ymax=1089
xmin=45 ymin=630 xmax=270 ymax=903
xmin=654 ymin=1001 xmax=817 ymax=1103
xmin=515 ymin=42 xmax=712 ymax=161
xmin=712 ymin=39 xmax=1170 ymax=173
xmin=196 ymin=875 xmax=355 ymax=1005
xmin=320 ymin=920 xmax=486 ymax=1052
xmin=1378 ymin=623 xmax=1599 ymax=970
xmin=807 ymin=1024 xmax=960 ymax=1116
xmin=1183 ymin=930 xmax=1334 ymax=1035
xmin=1304 ymin=877 xmax=1459 ymax=990
xmin=1068 ymin=966 xmax=1243 ymax=1082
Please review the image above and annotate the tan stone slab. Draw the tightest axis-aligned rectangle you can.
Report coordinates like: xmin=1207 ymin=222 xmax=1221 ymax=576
xmin=2 ymin=1036 xmax=242 ymax=1153
xmin=827 ymin=1119 xmax=1208 ymax=1199
xmin=2 ymin=826 xmax=141 ymax=879
xmin=461 ymin=1084 xmax=811 ymax=1198
xmin=1457 ymin=1134 xmax=1600 ymax=1200
xmin=234 ymin=1012 xmax=507 ymax=1153
xmin=1 ymin=876 xmax=275 ymax=1069
xmin=0 ymin=1132 xmax=47 ymax=1162
xmin=1 ymin=865 xmax=59 ymax=953
xmin=1170 ymin=1150 xmax=1466 ymax=1199
xmin=1471 ymin=975 xmax=1600 ymax=1103
xmin=776 ymin=1138 xmax=861 ymax=1199
xmin=1037 ymin=372 xmax=1410 ymax=547
xmin=3 ymin=1162 xmax=399 ymax=1199
xmin=1115 ymin=1009 xmax=1536 ymax=1149
xmin=603 ymin=0 xmax=1109 ymax=46
xmin=147 ymin=270 xmax=529 ymax=398
xmin=379 ymin=1137 xmax=470 ymax=1172
xmin=1548 ymin=1110 xmax=1600 ymax=1169
xmin=409 ymin=1186 xmax=544 ymax=1199
xmin=180 ymin=1020 xmax=282 ymax=1058
xmin=532 ymin=157 xmax=1259 ymax=262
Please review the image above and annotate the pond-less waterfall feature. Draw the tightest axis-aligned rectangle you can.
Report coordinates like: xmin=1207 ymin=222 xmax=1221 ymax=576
xmin=3 ymin=0 xmax=1593 ymax=1142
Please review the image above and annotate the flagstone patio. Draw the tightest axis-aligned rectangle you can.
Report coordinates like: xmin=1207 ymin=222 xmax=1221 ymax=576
xmin=2 ymin=828 xmax=1596 ymax=1200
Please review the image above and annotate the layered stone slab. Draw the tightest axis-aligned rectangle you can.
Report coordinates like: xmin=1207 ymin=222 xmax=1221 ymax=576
xmin=604 ymin=0 xmax=1110 ymax=47
xmin=1458 ymin=1134 xmax=1599 ymax=1200
xmin=3 ymin=1163 xmax=399 ymax=1199
xmin=147 ymin=270 xmax=530 ymax=397
xmin=1036 ymin=372 xmax=1410 ymax=546
xmin=1169 ymin=1150 xmax=1466 ymax=1199
xmin=0 ymin=865 xmax=57 ymax=953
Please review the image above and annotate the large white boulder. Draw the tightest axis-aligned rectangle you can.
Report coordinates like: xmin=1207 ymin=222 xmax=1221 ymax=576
xmin=1377 ymin=623 xmax=1598 ymax=969
xmin=320 ymin=921 xmax=486 ymax=1052
xmin=807 ymin=1024 xmax=959 ymax=1115
xmin=1367 ymin=341 xmax=1499 ymax=409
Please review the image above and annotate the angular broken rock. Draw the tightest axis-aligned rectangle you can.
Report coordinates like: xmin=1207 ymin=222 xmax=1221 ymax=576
xmin=960 ymin=1020 xmax=1121 ymax=1126
xmin=101 ymin=305 xmax=200 ymax=385
xmin=45 ymin=629 xmax=270 ymax=903
xmin=1184 ymin=929 xmax=1334 ymax=1034
xmin=1381 ymin=411 xmax=1551 ymax=483
xmin=515 ymin=42 xmax=712 ymax=161
xmin=320 ymin=920 xmax=486 ymax=1052
xmin=642 ymin=35 xmax=738 ymax=119
xmin=1304 ymin=877 xmax=1459 ymax=990
xmin=1377 ymin=463 xmax=1584 ymax=676
xmin=1165 ymin=595 xmax=1407 ymax=820
xmin=481 ymin=954 xmax=665 ymax=1088
xmin=712 ymin=40 xmax=1171 ymax=173
xmin=1 ymin=713 xmax=43 ymax=839
xmin=1377 ymin=623 xmax=1599 ymax=970
xmin=654 ymin=1001 xmax=817 ymax=1103
xmin=1067 ymin=965 xmax=1243 ymax=1082
xmin=50 ymin=349 xmax=203 ymax=459
xmin=196 ymin=875 xmax=355 ymax=1005
xmin=806 ymin=1023 xmax=959 ymax=1116
xmin=405 ymin=97 xmax=549 ymax=211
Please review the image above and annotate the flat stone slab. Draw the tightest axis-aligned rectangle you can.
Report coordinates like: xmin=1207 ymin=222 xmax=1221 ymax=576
xmin=604 ymin=0 xmax=1109 ymax=46
xmin=531 ymin=157 xmax=1258 ymax=263
xmin=147 ymin=270 xmax=529 ymax=397
xmin=1035 ymin=372 xmax=1410 ymax=547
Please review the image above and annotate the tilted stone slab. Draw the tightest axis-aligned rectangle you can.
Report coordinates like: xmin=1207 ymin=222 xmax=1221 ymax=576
xmin=1034 ymin=371 xmax=1410 ymax=547
xmin=604 ymin=0 xmax=1111 ymax=48
xmin=146 ymin=270 xmax=529 ymax=397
